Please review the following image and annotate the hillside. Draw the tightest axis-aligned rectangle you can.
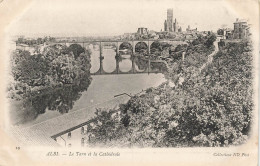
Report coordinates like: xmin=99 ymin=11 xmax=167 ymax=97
xmin=85 ymin=35 xmax=253 ymax=147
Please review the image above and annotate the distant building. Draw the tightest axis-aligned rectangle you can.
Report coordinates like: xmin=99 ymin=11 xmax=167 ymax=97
xmin=233 ymin=18 xmax=250 ymax=39
xmin=164 ymin=20 xmax=168 ymax=31
xmin=178 ymin=27 xmax=182 ymax=32
xmin=219 ymin=19 xmax=250 ymax=48
xmin=218 ymin=18 xmax=250 ymax=40
xmin=186 ymin=25 xmax=190 ymax=31
xmin=173 ymin=19 xmax=178 ymax=32
xmin=166 ymin=9 xmax=173 ymax=32
xmin=225 ymin=30 xmax=233 ymax=39
xmin=218 ymin=28 xmax=233 ymax=39
xmin=164 ymin=9 xmax=181 ymax=32
xmin=137 ymin=27 xmax=148 ymax=35
xmin=186 ymin=25 xmax=197 ymax=33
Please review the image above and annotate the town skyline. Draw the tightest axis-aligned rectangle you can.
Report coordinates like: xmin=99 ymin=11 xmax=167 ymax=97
xmin=8 ymin=0 xmax=240 ymax=37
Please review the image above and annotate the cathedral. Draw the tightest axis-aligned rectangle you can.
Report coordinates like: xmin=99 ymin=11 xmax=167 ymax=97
xmin=164 ymin=9 xmax=182 ymax=32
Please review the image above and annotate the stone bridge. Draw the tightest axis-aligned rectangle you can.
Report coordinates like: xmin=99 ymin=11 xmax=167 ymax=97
xmin=46 ymin=39 xmax=188 ymax=55
xmin=44 ymin=39 xmax=188 ymax=75
xmin=17 ymin=39 xmax=190 ymax=75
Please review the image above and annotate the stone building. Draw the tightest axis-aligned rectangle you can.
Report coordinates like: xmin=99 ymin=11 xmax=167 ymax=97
xmin=164 ymin=20 xmax=168 ymax=31
xmin=137 ymin=27 xmax=148 ymax=35
xmin=166 ymin=8 xmax=173 ymax=32
xmin=186 ymin=25 xmax=197 ymax=33
xmin=173 ymin=18 xmax=178 ymax=32
xmin=218 ymin=19 xmax=250 ymax=40
xmin=186 ymin=25 xmax=190 ymax=31
xmin=233 ymin=18 xmax=250 ymax=39
xmin=164 ymin=9 xmax=181 ymax=32
xmin=218 ymin=28 xmax=233 ymax=39
xmin=225 ymin=30 xmax=233 ymax=39
xmin=178 ymin=27 xmax=182 ymax=32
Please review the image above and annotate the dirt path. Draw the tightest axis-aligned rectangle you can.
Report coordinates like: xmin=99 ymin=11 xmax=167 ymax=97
xmin=199 ymin=37 xmax=220 ymax=73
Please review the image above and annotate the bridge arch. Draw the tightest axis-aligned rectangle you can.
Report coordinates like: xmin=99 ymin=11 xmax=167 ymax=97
xmin=135 ymin=41 xmax=148 ymax=55
xmin=150 ymin=41 xmax=162 ymax=55
xmin=118 ymin=42 xmax=133 ymax=55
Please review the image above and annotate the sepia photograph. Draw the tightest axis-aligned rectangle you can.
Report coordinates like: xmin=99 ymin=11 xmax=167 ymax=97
xmin=0 ymin=0 xmax=258 ymax=165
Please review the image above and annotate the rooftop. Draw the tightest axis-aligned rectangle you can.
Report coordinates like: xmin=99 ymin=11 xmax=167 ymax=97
xmin=9 ymin=96 xmax=129 ymax=147
xmin=234 ymin=18 xmax=248 ymax=24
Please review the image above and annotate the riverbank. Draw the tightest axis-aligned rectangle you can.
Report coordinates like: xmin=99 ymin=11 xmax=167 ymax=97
xmin=10 ymin=73 xmax=166 ymax=127
xmin=9 ymin=73 xmax=166 ymax=147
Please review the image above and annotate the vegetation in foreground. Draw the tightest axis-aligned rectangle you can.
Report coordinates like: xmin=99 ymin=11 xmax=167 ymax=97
xmin=9 ymin=44 xmax=91 ymax=100
xmin=84 ymin=34 xmax=253 ymax=147
xmin=8 ymin=44 xmax=92 ymax=124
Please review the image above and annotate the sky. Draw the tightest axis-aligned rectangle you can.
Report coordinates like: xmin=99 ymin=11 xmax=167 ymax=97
xmin=7 ymin=0 xmax=239 ymax=37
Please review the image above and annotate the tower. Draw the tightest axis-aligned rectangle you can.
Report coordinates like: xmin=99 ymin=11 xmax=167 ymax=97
xmin=164 ymin=20 xmax=168 ymax=31
xmin=173 ymin=18 xmax=177 ymax=32
xmin=186 ymin=25 xmax=191 ymax=32
xmin=167 ymin=9 xmax=173 ymax=32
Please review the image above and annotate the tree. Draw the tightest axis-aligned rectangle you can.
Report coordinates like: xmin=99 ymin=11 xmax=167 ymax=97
xmin=135 ymin=42 xmax=148 ymax=54
xmin=68 ymin=44 xmax=85 ymax=59
xmin=217 ymin=29 xmax=224 ymax=36
xmin=10 ymin=43 xmax=92 ymax=100
xmin=205 ymin=33 xmax=217 ymax=48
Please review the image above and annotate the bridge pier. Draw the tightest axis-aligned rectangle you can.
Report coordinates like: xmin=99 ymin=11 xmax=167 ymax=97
xmin=116 ymin=42 xmax=120 ymax=55
xmin=131 ymin=55 xmax=136 ymax=74
xmin=148 ymin=56 xmax=151 ymax=74
xmin=96 ymin=42 xmax=105 ymax=74
xmin=115 ymin=54 xmax=120 ymax=74
xmin=132 ymin=41 xmax=135 ymax=54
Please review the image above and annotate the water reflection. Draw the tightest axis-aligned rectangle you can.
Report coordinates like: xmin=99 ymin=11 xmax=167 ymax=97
xmin=103 ymin=49 xmax=116 ymax=73
xmin=119 ymin=58 xmax=132 ymax=72
xmin=12 ymin=48 xmax=168 ymax=126
xmin=90 ymin=50 xmax=100 ymax=73
xmin=134 ymin=56 xmax=149 ymax=71
xmin=13 ymin=76 xmax=92 ymax=125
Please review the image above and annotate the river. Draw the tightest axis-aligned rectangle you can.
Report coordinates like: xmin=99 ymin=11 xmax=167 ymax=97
xmin=11 ymin=45 xmax=167 ymax=127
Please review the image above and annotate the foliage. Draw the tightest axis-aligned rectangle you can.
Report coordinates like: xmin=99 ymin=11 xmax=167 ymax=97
xmin=135 ymin=42 xmax=148 ymax=54
xmin=134 ymin=56 xmax=148 ymax=70
xmin=217 ymin=29 xmax=224 ymax=36
xmin=150 ymin=42 xmax=172 ymax=58
xmin=68 ymin=44 xmax=85 ymax=59
xmin=119 ymin=42 xmax=133 ymax=50
xmin=12 ymin=77 xmax=91 ymax=125
xmin=85 ymin=35 xmax=253 ymax=147
xmin=9 ymin=44 xmax=92 ymax=100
